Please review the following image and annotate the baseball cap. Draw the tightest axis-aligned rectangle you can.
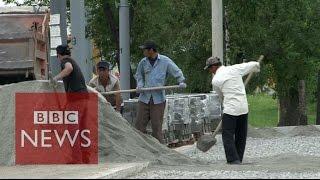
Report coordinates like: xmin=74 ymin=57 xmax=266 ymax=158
xmin=56 ymin=45 xmax=71 ymax=56
xmin=97 ymin=61 xmax=110 ymax=70
xmin=139 ymin=41 xmax=157 ymax=50
xmin=203 ymin=57 xmax=221 ymax=70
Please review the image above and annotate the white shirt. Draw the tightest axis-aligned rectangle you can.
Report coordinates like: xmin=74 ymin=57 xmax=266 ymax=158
xmin=212 ymin=62 xmax=260 ymax=116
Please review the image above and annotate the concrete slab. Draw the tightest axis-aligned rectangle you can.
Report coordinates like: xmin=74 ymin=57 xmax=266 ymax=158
xmin=0 ymin=162 xmax=149 ymax=179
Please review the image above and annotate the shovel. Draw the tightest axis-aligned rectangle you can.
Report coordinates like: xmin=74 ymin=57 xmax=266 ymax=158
xmin=100 ymin=85 xmax=184 ymax=95
xmin=196 ymin=55 xmax=264 ymax=152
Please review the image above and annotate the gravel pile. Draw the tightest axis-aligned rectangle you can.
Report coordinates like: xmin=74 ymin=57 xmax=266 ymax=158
xmin=131 ymin=126 xmax=320 ymax=179
xmin=132 ymin=170 xmax=320 ymax=179
xmin=179 ymin=135 xmax=320 ymax=162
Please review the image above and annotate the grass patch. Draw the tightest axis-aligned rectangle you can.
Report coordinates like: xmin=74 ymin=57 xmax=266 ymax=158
xmin=308 ymin=102 xmax=317 ymax=125
xmin=248 ymin=94 xmax=317 ymax=127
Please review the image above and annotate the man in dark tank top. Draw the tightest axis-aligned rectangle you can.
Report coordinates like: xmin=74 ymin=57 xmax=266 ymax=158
xmin=52 ymin=45 xmax=87 ymax=93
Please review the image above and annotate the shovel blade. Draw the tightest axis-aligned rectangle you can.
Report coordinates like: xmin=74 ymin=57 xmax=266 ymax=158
xmin=196 ymin=134 xmax=217 ymax=152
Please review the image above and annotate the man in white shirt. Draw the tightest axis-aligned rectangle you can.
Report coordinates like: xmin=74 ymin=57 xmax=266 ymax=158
xmin=204 ymin=57 xmax=260 ymax=165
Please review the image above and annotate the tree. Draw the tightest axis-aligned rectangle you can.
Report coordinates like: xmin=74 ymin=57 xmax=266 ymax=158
xmin=225 ymin=0 xmax=320 ymax=126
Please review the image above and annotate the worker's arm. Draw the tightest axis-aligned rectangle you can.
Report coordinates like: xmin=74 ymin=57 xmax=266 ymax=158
xmin=54 ymin=62 xmax=73 ymax=81
xmin=135 ymin=60 xmax=145 ymax=88
xmin=167 ymin=59 xmax=186 ymax=84
xmin=232 ymin=61 xmax=260 ymax=77
xmin=212 ymin=80 xmax=224 ymax=104
xmin=114 ymin=81 xmax=121 ymax=112
xmin=88 ymin=78 xmax=96 ymax=88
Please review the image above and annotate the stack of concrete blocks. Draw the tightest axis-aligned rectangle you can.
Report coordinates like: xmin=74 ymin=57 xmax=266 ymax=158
xmin=171 ymin=96 xmax=192 ymax=143
xmin=121 ymin=93 xmax=222 ymax=145
xmin=188 ymin=95 xmax=205 ymax=135
xmin=203 ymin=93 xmax=222 ymax=132
xmin=163 ymin=97 xmax=175 ymax=144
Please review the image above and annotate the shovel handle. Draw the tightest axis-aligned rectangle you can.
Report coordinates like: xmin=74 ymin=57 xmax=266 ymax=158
xmin=244 ymin=55 xmax=264 ymax=86
xmin=101 ymin=85 xmax=183 ymax=95
xmin=212 ymin=120 xmax=223 ymax=137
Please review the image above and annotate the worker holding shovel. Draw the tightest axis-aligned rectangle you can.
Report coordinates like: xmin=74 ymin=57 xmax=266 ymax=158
xmin=135 ymin=41 xmax=186 ymax=143
xmin=89 ymin=61 xmax=122 ymax=112
xmin=204 ymin=56 xmax=260 ymax=165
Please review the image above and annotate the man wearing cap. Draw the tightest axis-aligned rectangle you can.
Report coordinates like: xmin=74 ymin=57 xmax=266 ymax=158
xmin=52 ymin=45 xmax=87 ymax=93
xmin=205 ymin=57 xmax=260 ymax=165
xmin=89 ymin=61 xmax=122 ymax=112
xmin=135 ymin=41 xmax=186 ymax=143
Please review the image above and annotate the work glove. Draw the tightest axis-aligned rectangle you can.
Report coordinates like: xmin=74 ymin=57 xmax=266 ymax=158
xmin=48 ymin=72 xmax=58 ymax=89
xmin=94 ymin=87 xmax=103 ymax=93
xmin=257 ymin=64 xmax=260 ymax=73
xmin=51 ymin=77 xmax=59 ymax=89
xmin=254 ymin=63 xmax=261 ymax=73
xmin=179 ymin=82 xmax=187 ymax=89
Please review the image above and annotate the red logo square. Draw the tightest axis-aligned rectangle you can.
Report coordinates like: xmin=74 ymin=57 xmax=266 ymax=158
xmin=15 ymin=93 xmax=98 ymax=165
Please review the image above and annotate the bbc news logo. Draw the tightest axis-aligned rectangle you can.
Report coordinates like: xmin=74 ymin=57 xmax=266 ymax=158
xmin=16 ymin=93 xmax=98 ymax=165
xmin=21 ymin=111 xmax=90 ymax=148
xmin=34 ymin=111 xmax=79 ymax=125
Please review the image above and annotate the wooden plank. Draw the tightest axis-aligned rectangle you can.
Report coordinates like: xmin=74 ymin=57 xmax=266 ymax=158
xmin=0 ymin=39 xmax=29 ymax=43
xmin=0 ymin=32 xmax=33 ymax=40
xmin=36 ymin=50 xmax=46 ymax=60
xmin=0 ymin=7 xmax=48 ymax=14
xmin=0 ymin=69 xmax=33 ymax=75
xmin=28 ymin=38 xmax=34 ymax=58
xmin=35 ymin=32 xmax=45 ymax=42
xmin=0 ymin=60 xmax=33 ymax=69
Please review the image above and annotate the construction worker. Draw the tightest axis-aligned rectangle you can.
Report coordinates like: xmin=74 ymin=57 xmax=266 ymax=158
xmin=88 ymin=61 xmax=122 ymax=112
xmin=52 ymin=45 xmax=87 ymax=93
xmin=204 ymin=57 xmax=260 ymax=165
xmin=52 ymin=44 xmax=89 ymax=163
xmin=135 ymin=41 xmax=186 ymax=143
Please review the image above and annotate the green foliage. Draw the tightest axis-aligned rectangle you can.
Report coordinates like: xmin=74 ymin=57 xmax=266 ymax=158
xmin=225 ymin=0 xmax=320 ymax=100
xmin=86 ymin=0 xmax=118 ymax=62
xmin=248 ymin=94 xmax=317 ymax=127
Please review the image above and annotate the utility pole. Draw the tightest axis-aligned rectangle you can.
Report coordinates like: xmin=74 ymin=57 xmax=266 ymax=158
xmin=49 ymin=0 xmax=67 ymax=76
xmin=119 ymin=0 xmax=131 ymax=100
xmin=317 ymin=71 xmax=320 ymax=125
xmin=212 ymin=0 xmax=224 ymax=65
xmin=70 ymin=0 xmax=93 ymax=82
xmin=224 ymin=5 xmax=230 ymax=66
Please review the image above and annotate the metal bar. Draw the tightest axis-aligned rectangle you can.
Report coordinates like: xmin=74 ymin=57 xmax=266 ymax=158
xmin=101 ymin=85 xmax=181 ymax=95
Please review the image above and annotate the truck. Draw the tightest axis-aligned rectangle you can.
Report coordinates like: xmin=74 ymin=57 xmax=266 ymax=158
xmin=0 ymin=6 xmax=49 ymax=85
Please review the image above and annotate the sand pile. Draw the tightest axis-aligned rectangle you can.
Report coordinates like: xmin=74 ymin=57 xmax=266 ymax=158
xmin=0 ymin=81 xmax=198 ymax=166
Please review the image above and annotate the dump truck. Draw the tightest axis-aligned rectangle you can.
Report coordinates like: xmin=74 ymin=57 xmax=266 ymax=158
xmin=0 ymin=6 xmax=49 ymax=85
